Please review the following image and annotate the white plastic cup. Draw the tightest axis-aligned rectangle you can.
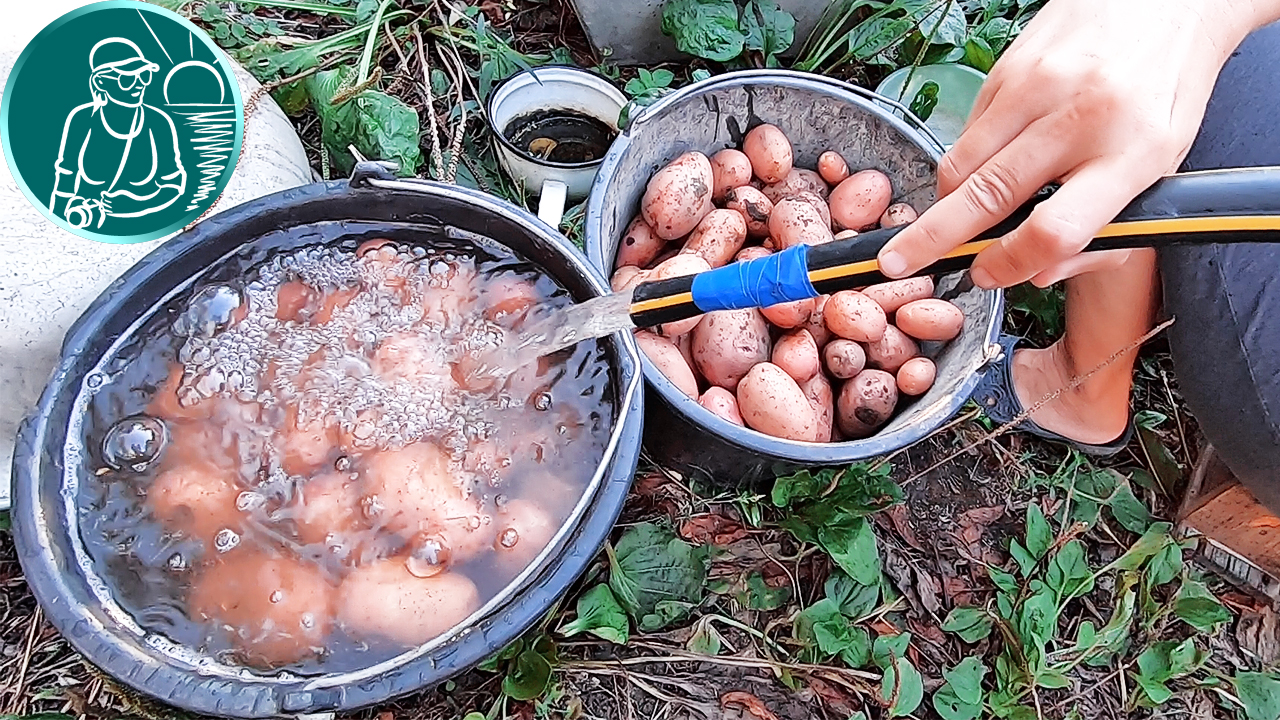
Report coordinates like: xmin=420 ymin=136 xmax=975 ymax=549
xmin=875 ymin=63 xmax=988 ymax=148
xmin=486 ymin=66 xmax=626 ymax=229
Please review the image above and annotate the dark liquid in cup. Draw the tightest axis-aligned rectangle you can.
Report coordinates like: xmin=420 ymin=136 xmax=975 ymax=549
xmin=504 ymin=109 xmax=617 ymax=164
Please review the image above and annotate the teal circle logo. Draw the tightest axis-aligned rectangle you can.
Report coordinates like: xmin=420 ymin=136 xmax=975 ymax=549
xmin=1 ymin=1 xmax=244 ymax=244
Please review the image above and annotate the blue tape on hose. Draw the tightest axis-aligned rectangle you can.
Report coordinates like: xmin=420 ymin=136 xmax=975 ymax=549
xmin=690 ymin=244 xmax=818 ymax=312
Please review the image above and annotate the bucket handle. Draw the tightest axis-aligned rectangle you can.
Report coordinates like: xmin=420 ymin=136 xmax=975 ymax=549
xmin=624 ymin=69 xmax=948 ymax=156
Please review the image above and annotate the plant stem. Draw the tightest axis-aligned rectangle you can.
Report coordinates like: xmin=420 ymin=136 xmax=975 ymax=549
xmin=357 ymin=0 xmax=396 ymax=84
xmin=898 ymin=0 xmax=955 ymax=104
xmin=240 ymin=0 xmax=356 ymax=17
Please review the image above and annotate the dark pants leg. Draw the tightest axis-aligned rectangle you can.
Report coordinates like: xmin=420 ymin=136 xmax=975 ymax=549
xmin=1162 ymin=21 xmax=1280 ymax=512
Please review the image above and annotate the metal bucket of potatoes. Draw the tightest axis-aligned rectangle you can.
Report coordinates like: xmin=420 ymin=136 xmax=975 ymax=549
xmin=585 ymin=70 xmax=1004 ymax=488
xmin=10 ymin=168 xmax=644 ymax=718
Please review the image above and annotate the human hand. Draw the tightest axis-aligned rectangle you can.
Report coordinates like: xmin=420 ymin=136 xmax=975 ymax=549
xmin=876 ymin=0 xmax=1258 ymax=289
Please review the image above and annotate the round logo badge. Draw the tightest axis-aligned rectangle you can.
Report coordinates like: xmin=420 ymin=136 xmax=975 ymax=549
xmin=2 ymin=1 xmax=244 ymax=244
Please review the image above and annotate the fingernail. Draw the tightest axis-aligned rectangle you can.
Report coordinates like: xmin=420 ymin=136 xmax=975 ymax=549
xmin=969 ymin=267 xmax=996 ymax=289
xmin=878 ymin=251 xmax=908 ymax=278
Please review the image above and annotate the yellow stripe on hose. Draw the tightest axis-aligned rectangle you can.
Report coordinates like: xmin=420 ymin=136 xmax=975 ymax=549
xmin=1097 ymin=215 xmax=1280 ymax=237
xmin=806 ymin=240 xmax=996 ymax=284
xmin=630 ymin=291 xmax=696 ymax=315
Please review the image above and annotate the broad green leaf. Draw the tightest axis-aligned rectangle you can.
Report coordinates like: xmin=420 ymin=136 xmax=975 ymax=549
xmin=501 ymin=647 xmax=552 ymax=701
xmin=846 ymin=17 xmax=914 ymax=62
xmin=735 ymin=571 xmax=792 ymax=611
xmin=355 ymin=0 xmax=380 ymax=23
xmin=820 ymin=517 xmax=881 ymax=585
xmin=1134 ymin=675 xmax=1173 ymax=706
xmin=1037 ymin=669 xmax=1071 ymax=689
xmin=932 ymin=684 xmax=981 ymax=720
xmin=977 ymin=16 xmax=1017 ymax=53
xmin=826 ymin=570 xmax=881 ymax=618
xmin=1009 ymin=539 xmax=1036 ymax=577
xmin=643 ymin=600 xmax=694 ymax=632
xmin=943 ymin=657 xmax=986 ymax=705
xmin=873 ymin=632 xmax=912 ymax=667
xmin=479 ymin=638 xmax=523 ymax=672
xmin=771 ymin=468 xmax=829 ymax=507
xmin=462 ymin=714 xmax=485 ymax=720
xmin=989 ymin=567 xmax=1019 ymax=595
xmin=1086 ymin=580 xmax=1137 ymax=666
xmin=1173 ymin=578 xmax=1231 ymax=632
xmin=1138 ymin=425 xmax=1182 ymax=496
xmin=1074 ymin=621 xmax=1097 ymax=652
xmin=661 ymin=0 xmax=747 ymax=62
xmin=1025 ymin=503 xmax=1053 ymax=559
xmin=879 ymin=655 xmax=925 ymax=717
xmin=1016 ymin=588 xmax=1059 ymax=667
xmin=909 ymin=81 xmax=940 ymax=122
xmin=1233 ymin=672 xmax=1280 ymax=720
xmin=1046 ymin=540 xmax=1095 ymax=601
xmin=305 ymin=66 xmax=422 ymax=176
xmin=559 ymin=584 xmax=629 ymax=644
xmin=918 ymin=0 xmax=968 ymax=46
xmin=740 ymin=0 xmax=797 ymax=66
xmin=607 ymin=523 xmax=709 ymax=631
xmin=1107 ymin=484 xmax=1154 ymax=534
xmin=1144 ymin=541 xmax=1183 ymax=588
xmin=794 ymin=599 xmax=843 ymax=660
xmin=1135 ymin=409 xmax=1168 ymax=430
xmin=687 ymin=618 xmax=723 ymax=656
xmin=1111 ymin=523 xmax=1174 ymax=571
xmin=962 ymin=37 xmax=995 ymax=72
xmin=813 ymin=617 xmax=872 ymax=668
xmin=941 ymin=607 xmax=993 ymax=643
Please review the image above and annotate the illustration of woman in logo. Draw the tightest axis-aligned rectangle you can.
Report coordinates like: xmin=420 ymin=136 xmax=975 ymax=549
xmin=50 ymin=38 xmax=187 ymax=230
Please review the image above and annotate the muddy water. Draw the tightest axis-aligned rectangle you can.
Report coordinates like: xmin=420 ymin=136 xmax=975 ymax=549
xmin=74 ymin=223 xmax=615 ymax=674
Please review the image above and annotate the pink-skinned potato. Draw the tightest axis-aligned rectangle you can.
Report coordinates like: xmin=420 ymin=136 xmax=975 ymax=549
xmin=650 ymin=254 xmax=712 ymax=336
xmin=772 ymin=329 xmax=820 ymax=383
xmin=824 ymin=291 xmax=888 ymax=343
xmin=823 ymin=339 xmax=867 ymax=379
xmin=681 ymin=209 xmax=748 ymax=268
xmin=615 ymin=216 xmax=666 ymax=270
xmin=879 ymin=203 xmax=918 ymax=229
xmin=803 ymin=295 xmax=835 ymax=347
xmin=743 ymin=124 xmax=793 ymax=184
xmin=836 ymin=369 xmax=898 ymax=438
xmin=635 ymin=331 xmax=699 ymax=398
xmin=830 ymin=169 xmax=893 ymax=231
xmin=818 ymin=151 xmax=850 ymax=185
xmin=698 ymin=386 xmax=745 ymax=426
xmin=691 ymin=309 xmax=771 ymax=391
xmin=724 ymin=186 xmax=774 ymax=238
xmin=611 ymin=265 xmax=646 ymax=292
xmin=865 ymin=325 xmax=919 ymax=372
xmin=710 ymin=149 xmax=753 ymax=202
xmin=897 ymin=357 xmax=937 ymax=396
xmin=736 ymin=363 xmax=818 ymax=441
xmin=861 ymin=277 xmax=935 ymax=313
xmin=793 ymin=191 xmax=833 ymax=234
xmin=762 ymin=168 xmax=829 ymax=203
xmin=895 ymin=298 xmax=965 ymax=341
xmin=735 ymin=245 xmax=772 ymax=262
xmin=761 ymin=297 xmax=816 ymax=329
xmin=767 ymin=197 xmax=833 ymax=250
xmin=642 ymin=152 xmax=715 ymax=240
xmin=799 ymin=372 xmax=835 ymax=442
xmin=833 ymin=229 xmax=858 ymax=240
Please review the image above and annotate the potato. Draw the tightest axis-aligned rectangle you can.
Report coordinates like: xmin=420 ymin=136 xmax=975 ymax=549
xmin=830 ymin=169 xmax=893 ymax=231
xmin=691 ymin=309 xmax=771 ymax=391
xmin=698 ymin=386 xmax=745 ymax=426
xmin=649 ymin=246 xmax=680 ymax=269
xmin=642 ymin=151 xmax=715 ymax=240
xmin=799 ymin=373 xmax=835 ymax=442
xmin=724 ymin=186 xmax=774 ymax=238
xmin=865 ymin=325 xmax=919 ymax=373
xmin=611 ymin=265 xmax=646 ymax=292
xmin=190 ymin=550 xmax=335 ymax=666
xmin=761 ymin=297 xmax=816 ymax=329
xmin=736 ymin=363 xmax=819 ymax=441
xmin=794 ymin=191 xmax=833 ymax=233
xmin=291 ymin=472 xmax=364 ymax=547
xmin=897 ymin=357 xmax=937 ymax=396
xmin=736 ymin=245 xmax=772 ymax=262
xmin=818 ymin=151 xmax=850 ymax=185
xmin=861 ymin=277 xmax=935 ymax=313
xmin=337 ymin=560 xmax=479 ymax=646
xmin=482 ymin=274 xmax=539 ymax=325
xmin=834 ymin=229 xmax=858 ymax=241
xmin=492 ymin=498 xmax=559 ymax=571
xmin=276 ymin=280 xmax=318 ymax=322
xmin=743 ymin=124 xmax=793 ymax=184
xmin=616 ymin=215 xmax=666 ymax=269
xmin=823 ymin=339 xmax=867 ymax=379
xmin=825 ymin=291 xmax=888 ymax=343
xmin=148 ymin=461 xmax=243 ymax=545
xmin=710 ymin=149 xmax=753 ymax=202
xmin=772 ymin=329 xmax=820 ymax=383
xmin=280 ymin=406 xmax=340 ymax=476
xmin=836 ymin=369 xmax=898 ymax=438
xmin=895 ymin=298 xmax=965 ymax=341
xmin=362 ymin=442 xmax=474 ymax=536
xmin=682 ymin=209 xmax=748 ymax=268
xmin=803 ymin=295 xmax=835 ymax=347
xmin=762 ymin=168 xmax=829 ymax=203
xmin=651 ymin=254 xmax=712 ymax=336
xmin=880 ymin=203 xmax=918 ymax=229
xmin=675 ymin=331 xmax=698 ymax=380
xmin=768 ymin=196 xmax=834 ymax=250
xmin=635 ymin=330 xmax=699 ymax=398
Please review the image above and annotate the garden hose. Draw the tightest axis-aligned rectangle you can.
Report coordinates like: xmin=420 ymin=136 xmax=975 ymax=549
xmin=628 ymin=166 xmax=1280 ymax=328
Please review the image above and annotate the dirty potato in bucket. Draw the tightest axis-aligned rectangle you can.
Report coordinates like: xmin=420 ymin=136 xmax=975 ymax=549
xmin=81 ymin=237 xmax=616 ymax=673
xmin=622 ymin=125 xmax=967 ymax=442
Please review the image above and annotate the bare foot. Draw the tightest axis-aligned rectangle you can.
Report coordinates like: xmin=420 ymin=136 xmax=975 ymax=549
xmin=1010 ymin=343 xmax=1131 ymax=446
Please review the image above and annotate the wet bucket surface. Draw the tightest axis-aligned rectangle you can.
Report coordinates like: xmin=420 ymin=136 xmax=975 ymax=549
xmin=11 ymin=176 xmax=644 ymax=718
xmin=585 ymin=70 xmax=1004 ymax=487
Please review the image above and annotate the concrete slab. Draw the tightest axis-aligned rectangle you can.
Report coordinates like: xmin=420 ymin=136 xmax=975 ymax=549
xmin=1 ymin=2 xmax=314 ymax=510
